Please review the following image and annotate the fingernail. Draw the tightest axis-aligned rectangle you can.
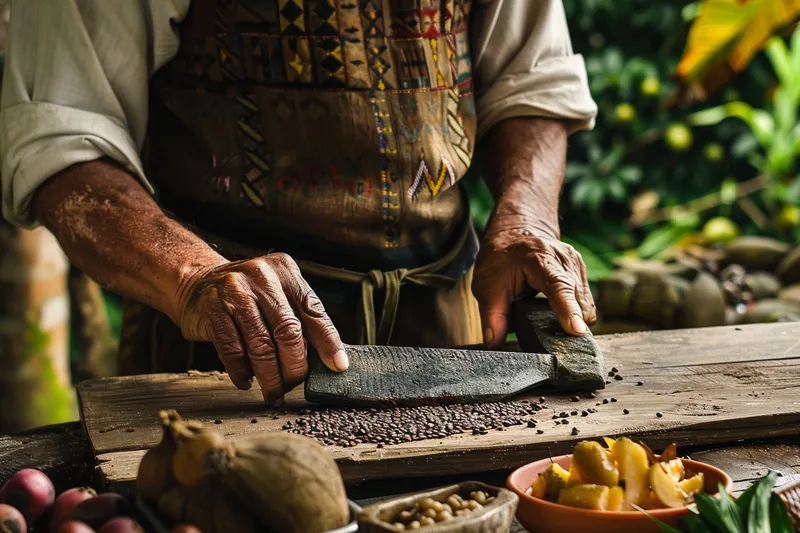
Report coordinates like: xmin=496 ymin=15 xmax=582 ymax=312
xmin=332 ymin=349 xmax=349 ymax=372
xmin=264 ymin=392 xmax=284 ymax=406
xmin=571 ymin=314 xmax=587 ymax=335
xmin=483 ymin=328 xmax=494 ymax=346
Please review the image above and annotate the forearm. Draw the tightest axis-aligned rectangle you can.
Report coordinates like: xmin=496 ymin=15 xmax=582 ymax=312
xmin=477 ymin=117 xmax=568 ymax=238
xmin=32 ymin=159 xmax=227 ymax=323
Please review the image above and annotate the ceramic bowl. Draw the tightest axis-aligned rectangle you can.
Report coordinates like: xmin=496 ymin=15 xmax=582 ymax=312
xmin=358 ymin=481 xmax=518 ymax=532
xmin=507 ymin=454 xmax=733 ymax=533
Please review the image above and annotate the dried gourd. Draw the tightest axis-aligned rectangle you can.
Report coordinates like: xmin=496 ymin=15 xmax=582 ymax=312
xmin=159 ymin=412 xmax=349 ymax=533
xmin=137 ymin=411 xmax=179 ymax=502
xmin=158 ymin=484 xmax=259 ymax=533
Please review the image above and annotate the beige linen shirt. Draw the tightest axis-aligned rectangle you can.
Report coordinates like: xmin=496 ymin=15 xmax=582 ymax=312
xmin=0 ymin=0 xmax=596 ymax=228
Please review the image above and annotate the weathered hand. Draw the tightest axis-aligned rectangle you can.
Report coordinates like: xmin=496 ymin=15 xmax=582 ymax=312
xmin=473 ymin=223 xmax=597 ymax=348
xmin=175 ymin=253 xmax=348 ymax=404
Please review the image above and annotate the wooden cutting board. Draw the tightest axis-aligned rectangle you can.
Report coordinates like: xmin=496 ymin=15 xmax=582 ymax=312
xmin=78 ymin=322 xmax=800 ymax=495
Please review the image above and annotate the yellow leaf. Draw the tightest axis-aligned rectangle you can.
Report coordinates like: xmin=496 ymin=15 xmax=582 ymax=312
xmin=671 ymin=0 xmax=800 ymax=106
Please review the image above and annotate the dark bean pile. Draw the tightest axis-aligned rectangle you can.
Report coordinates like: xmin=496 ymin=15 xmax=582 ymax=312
xmin=282 ymin=400 xmax=546 ymax=447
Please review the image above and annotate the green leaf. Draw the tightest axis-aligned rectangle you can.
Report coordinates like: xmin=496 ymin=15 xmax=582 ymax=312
xmin=747 ymin=472 xmax=777 ymax=533
xmin=695 ymin=491 xmax=742 ymax=533
xmin=619 ymin=165 xmax=643 ymax=183
xmin=766 ymin=36 xmax=794 ymax=86
xmin=717 ymin=485 xmax=744 ymax=533
xmin=682 ymin=513 xmax=717 ymax=533
xmin=770 ymin=494 xmax=795 ymax=533
xmin=637 ymin=225 xmax=686 ymax=259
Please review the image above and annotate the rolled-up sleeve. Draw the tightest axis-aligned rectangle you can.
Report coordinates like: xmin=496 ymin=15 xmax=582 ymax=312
xmin=471 ymin=0 xmax=597 ymax=138
xmin=0 ymin=0 xmax=189 ymax=228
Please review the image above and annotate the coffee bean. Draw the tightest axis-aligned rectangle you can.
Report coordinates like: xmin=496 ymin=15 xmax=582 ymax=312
xmin=571 ymin=410 xmax=578 ymax=416
xmin=608 ymin=371 xmax=616 ymax=377
xmin=605 ymin=380 xmax=612 ymax=385
xmin=602 ymin=399 xmax=609 ymax=404
xmin=586 ymin=392 xmax=597 ymax=399
xmin=581 ymin=411 xmax=588 ymax=417
xmin=637 ymin=381 xmax=644 ymax=386
xmin=538 ymin=397 xmax=546 ymax=404
xmin=614 ymin=374 xmax=624 ymax=381
xmin=571 ymin=427 xmax=579 ymax=435
xmin=610 ymin=398 xmax=618 ymax=403
xmin=656 ymin=412 xmax=663 ymax=418
xmin=561 ymin=419 xmax=569 ymax=425
xmin=611 ymin=367 xmax=619 ymax=373
xmin=623 ymin=409 xmax=630 ymax=414
xmin=250 ymin=419 xmax=258 ymax=424
xmin=536 ymin=429 xmax=544 ymax=434
xmin=571 ymin=396 xmax=580 ymax=402
xmin=213 ymin=420 xmax=223 ymax=425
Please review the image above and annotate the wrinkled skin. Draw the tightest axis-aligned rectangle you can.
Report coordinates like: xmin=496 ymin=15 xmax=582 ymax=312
xmin=474 ymin=117 xmax=597 ymax=347
xmin=176 ymin=256 xmax=347 ymax=403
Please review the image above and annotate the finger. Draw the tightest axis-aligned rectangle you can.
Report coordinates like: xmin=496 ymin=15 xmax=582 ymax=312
xmin=572 ymin=253 xmax=597 ymax=324
xmin=207 ymin=303 xmax=254 ymax=390
xmin=230 ymin=296 xmax=284 ymax=404
xmin=472 ymin=276 xmax=514 ymax=349
xmin=258 ymin=288 xmax=309 ymax=394
xmin=297 ymin=289 xmax=348 ymax=372
xmin=526 ymin=265 xmax=587 ymax=337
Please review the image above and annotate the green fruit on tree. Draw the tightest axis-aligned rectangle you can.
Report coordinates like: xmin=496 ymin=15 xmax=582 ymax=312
xmin=775 ymin=205 xmax=800 ymax=229
xmin=703 ymin=143 xmax=724 ymax=161
xmin=614 ymin=103 xmax=636 ymax=123
xmin=702 ymin=216 xmax=739 ymax=244
xmin=664 ymin=123 xmax=693 ymax=152
xmin=640 ymin=77 xmax=660 ymax=96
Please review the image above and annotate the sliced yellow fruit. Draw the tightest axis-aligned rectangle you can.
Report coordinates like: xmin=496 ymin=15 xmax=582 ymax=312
xmin=607 ymin=486 xmax=625 ymax=511
xmin=640 ymin=491 xmax=663 ymax=510
xmin=663 ymin=459 xmax=685 ymax=482
xmin=649 ymin=463 xmax=688 ymax=508
xmin=538 ymin=463 xmax=571 ymax=501
xmin=612 ymin=437 xmax=650 ymax=508
xmin=531 ymin=474 xmax=547 ymax=499
xmin=557 ymin=484 xmax=610 ymax=510
xmin=572 ymin=441 xmax=620 ymax=487
xmin=568 ymin=462 xmax=583 ymax=486
xmin=678 ymin=473 xmax=705 ymax=497
xmin=603 ymin=437 xmax=617 ymax=450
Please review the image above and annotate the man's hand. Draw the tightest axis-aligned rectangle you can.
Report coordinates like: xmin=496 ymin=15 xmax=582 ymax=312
xmin=473 ymin=223 xmax=596 ymax=348
xmin=175 ymin=253 xmax=348 ymax=404
xmin=473 ymin=117 xmax=596 ymax=347
xmin=33 ymin=160 xmax=348 ymax=405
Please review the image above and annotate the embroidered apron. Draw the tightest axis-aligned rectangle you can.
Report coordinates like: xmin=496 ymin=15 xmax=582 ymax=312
xmin=119 ymin=0 xmax=483 ymax=375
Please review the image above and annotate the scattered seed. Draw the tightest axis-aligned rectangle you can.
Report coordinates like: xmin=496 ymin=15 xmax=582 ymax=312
xmin=571 ymin=427 xmax=580 ymax=435
xmin=571 ymin=396 xmax=580 ymax=402
xmin=605 ymin=380 xmax=612 ymax=385
xmin=610 ymin=398 xmax=618 ymax=403
xmin=636 ymin=381 xmax=644 ymax=386
xmin=539 ymin=397 xmax=546 ymax=404
xmin=656 ymin=412 xmax=663 ymax=418
xmin=571 ymin=410 xmax=578 ymax=416
xmin=611 ymin=367 xmax=619 ymax=373
xmin=586 ymin=392 xmax=597 ymax=399
xmin=608 ymin=371 xmax=616 ymax=377
xmin=581 ymin=411 xmax=588 ymax=417
xmin=125 ymin=428 xmax=135 ymax=433
xmin=602 ymin=399 xmax=609 ymax=404
xmin=623 ymin=409 xmax=630 ymax=415
xmin=213 ymin=419 xmax=223 ymax=425
xmin=561 ymin=419 xmax=569 ymax=425
xmin=250 ymin=419 xmax=258 ymax=424
xmin=614 ymin=374 xmax=624 ymax=381
xmin=537 ymin=429 xmax=544 ymax=434
xmin=527 ymin=421 xmax=537 ymax=428
xmin=735 ymin=327 xmax=742 ymax=331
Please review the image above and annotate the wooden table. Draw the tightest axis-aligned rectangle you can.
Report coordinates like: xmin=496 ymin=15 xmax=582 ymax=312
xmin=2 ymin=321 xmax=800 ymax=532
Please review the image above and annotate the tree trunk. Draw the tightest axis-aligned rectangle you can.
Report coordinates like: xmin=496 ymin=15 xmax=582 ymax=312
xmin=0 ymin=223 xmax=75 ymax=432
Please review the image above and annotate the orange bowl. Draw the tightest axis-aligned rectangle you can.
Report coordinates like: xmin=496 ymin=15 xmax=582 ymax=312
xmin=507 ymin=454 xmax=733 ymax=533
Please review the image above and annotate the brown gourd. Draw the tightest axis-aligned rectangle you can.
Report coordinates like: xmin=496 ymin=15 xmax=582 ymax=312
xmin=158 ymin=485 xmax=259 ymax=533
xmin=146 ymin=411 xmax=350 ymax=533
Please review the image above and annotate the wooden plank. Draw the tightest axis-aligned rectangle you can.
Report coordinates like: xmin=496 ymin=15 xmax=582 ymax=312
xmin=79 ymin=322 xmax=800 ymax=493
xmin=0 ymin=422 xmax=95 ymax=492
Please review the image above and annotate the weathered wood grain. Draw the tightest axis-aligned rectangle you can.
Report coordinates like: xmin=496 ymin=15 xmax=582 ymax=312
xmin=0 ymin=422 xmax=94 ymax=491
xmin=79 ymin=323 xmax=800 ymax=496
